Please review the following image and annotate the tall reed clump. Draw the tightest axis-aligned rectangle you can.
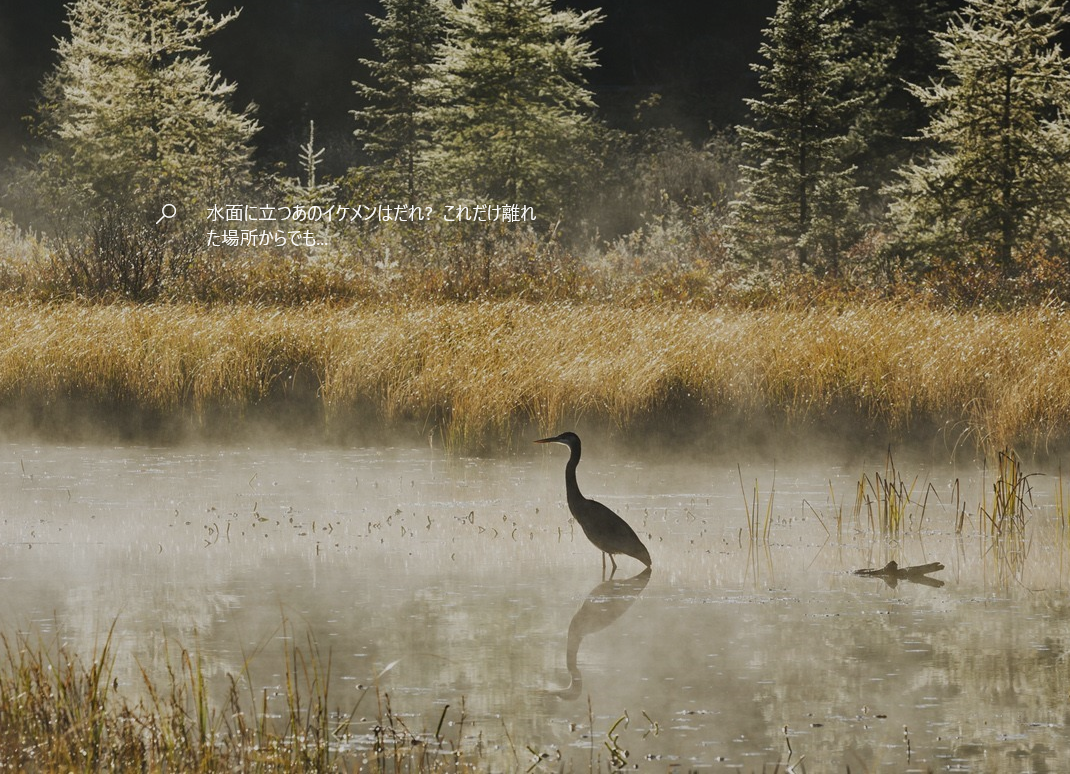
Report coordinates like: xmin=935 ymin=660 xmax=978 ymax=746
xmin=0 ymin=619 xmax=477 ymax=772
xmin=978 ymin=448 xmax=1034 ymax=584
xmin=0 ymin=624 xmax=123 ymax=769
xmin=980 ymin=448 xmax=1033 ymax=537
xmin=1 ymin=299 xmax=1069 ymax=450
xmin=852 ymin=451 xmax=934 ymax=537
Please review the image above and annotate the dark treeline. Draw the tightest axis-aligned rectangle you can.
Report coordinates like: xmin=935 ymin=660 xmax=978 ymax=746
xmin=2 ymin=0 xmax=1070 ymax=307
xmin=0 ymin=1 xmax=774 ymax=166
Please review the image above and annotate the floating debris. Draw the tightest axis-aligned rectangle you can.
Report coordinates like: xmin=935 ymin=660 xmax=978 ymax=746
xmin=853 ymin=560 xmax=945 ymax=588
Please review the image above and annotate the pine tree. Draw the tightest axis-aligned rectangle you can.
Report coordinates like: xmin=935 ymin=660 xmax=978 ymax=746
xmin=729 ymin=0 xmax=866 ymax=273
xmin=888 ymin=0 xmax=1070 ymax=272
xmin=31 ymin=0 xmax=258 ymax=298
xmin=421 ymin=0 xmax=603 ymax=217
xmin=352 ymin=0 xmax=445 ymax=205
xmin=840 ymin=0 xmax=956 ymax=208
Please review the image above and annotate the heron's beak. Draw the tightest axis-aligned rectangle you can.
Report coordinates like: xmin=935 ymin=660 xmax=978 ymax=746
xmin=534 ymin=437 xmax=553 ymax=444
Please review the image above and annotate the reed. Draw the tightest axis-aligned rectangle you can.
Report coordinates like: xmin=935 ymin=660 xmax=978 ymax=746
xmin=1 ymin=299 xmax=1069 ymax=450
xmin=738 ymin=464 xmax=775 ymax=543
xmin=0 ymin=619 xmax=477 ymax=772
xmin=979 ymin=449 xmax=1034 ymax=585
xmin=1058 ymin=464 xmax=1070 ymax=533
xmin=812 ymin=445 xmax=1054 ymax=589
xmin=854 ymin=451 xmax=934 ymax=537
xmin=980 ymin=448 xmax=1033 ymax=538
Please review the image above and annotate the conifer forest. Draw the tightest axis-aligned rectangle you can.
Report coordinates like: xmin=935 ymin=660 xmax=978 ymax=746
xmin=1 ymin=0 xmax=1069 ymax=305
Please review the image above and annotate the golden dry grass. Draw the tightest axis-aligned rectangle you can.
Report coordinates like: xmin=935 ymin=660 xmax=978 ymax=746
xmin=0 ymin=299 xmax=1068 ymax=450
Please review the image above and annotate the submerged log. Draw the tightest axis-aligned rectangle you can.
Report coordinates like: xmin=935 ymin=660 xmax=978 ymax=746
xmin=854 ymin=560 xmax=944 ymax=578
xmin=853 ymin=560 xmax=945 ymax=588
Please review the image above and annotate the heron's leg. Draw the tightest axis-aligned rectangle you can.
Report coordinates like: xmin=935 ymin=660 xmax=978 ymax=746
xmin=601 ymin=552 xmax=607 ymax=576
xmin=610 ymin=553 xmax=618 ymax=572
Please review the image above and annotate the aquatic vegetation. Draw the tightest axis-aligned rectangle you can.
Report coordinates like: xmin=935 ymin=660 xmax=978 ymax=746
xmin=603 ymin=713 xmax=630 ymax=769
xmin=978 ymin=448 xmax=1034 ymax=586
xmin=0 ymin=613 xmax=659 ymax=773
xmin=806 ymin=445 xmax=1058 ymax=590
xmin=1058 ymin=463 xmax=1070 ymax=533
xmin=0 ymin=618 xmax=482 ymax=772
xmin=0 ymin=300 xmax=1069 ymax=451
xmin=854 ymin=451 xmax=934 ymax=537
xmin=981 ymin=448 xmax=1033 ymax=538
xmin=738 ymin=464 xmax=776 ymax=544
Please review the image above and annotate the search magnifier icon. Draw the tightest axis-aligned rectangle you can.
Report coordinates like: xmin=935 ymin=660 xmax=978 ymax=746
xmin=156 ymin=203 xmax=177 ymax=225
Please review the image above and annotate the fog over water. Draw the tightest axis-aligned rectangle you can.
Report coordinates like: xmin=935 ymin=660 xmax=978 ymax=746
xmin=1 ymin=439 xmax=1068 ymax=771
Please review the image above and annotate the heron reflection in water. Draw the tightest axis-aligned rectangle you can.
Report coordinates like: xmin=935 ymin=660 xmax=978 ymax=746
xmin=535 ymin=432 xmax=652 ymax=575
xmin=552 ymin=566 xmax=652 ymax=700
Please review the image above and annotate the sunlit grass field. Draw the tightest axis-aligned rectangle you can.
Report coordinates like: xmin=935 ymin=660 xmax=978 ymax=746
xmin=2 ymin=299 xmax=1069 ymax=451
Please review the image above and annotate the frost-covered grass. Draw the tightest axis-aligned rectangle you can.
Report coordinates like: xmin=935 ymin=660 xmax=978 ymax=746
xmin=1 ymin=299 xmax=1068 ymax=450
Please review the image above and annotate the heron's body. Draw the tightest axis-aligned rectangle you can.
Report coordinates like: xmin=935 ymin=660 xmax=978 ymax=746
xmin=535 ymin=432 xmax=652 ymax=571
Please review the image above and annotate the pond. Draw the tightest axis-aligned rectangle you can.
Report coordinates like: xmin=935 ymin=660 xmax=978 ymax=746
xmin=1 ymin=438 xmax=1068 ymax=771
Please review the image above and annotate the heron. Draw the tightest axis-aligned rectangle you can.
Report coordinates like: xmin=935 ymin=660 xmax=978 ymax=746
xmin=535 ymin=432 xmax=652 ymax=573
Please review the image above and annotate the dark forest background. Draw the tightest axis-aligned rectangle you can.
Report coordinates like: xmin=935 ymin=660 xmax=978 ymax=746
xmin=0 ymin=1 xmax=777 ymax=169
xmin=7 ymin=0 xmax=1070 ymax=307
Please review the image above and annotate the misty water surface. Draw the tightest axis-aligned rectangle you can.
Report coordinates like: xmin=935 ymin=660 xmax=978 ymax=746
xmin=1 ymin=440 xmax=1068 ymax=771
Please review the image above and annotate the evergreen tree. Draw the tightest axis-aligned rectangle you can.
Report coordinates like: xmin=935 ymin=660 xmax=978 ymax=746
xmin=888 ymin=0 xmax=1070 ymax=272
xmin=841 ymin=0 xmax=956 ymax=209
xmin=729 ymin=0 xmax=866 ymax=273
xmin=421 ymin=0 xmax=603 ymax=217
xmin=30 ymin=0 xmax=258 ymax=298
xmin=352 ymin=0 xmax=445 ymax=205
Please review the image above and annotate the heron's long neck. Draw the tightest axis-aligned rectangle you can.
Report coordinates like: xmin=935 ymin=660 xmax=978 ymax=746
xmin=565 ymin=445 xmax=585 ymax=508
